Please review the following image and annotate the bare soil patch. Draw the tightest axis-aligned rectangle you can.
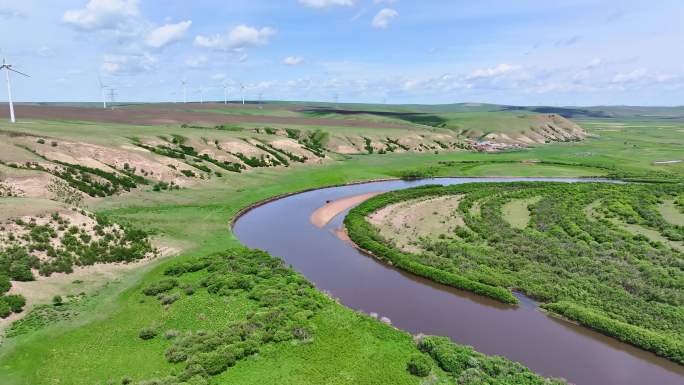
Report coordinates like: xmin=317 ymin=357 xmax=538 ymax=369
xmin=369 ymin=195 xmax=464 ymax=252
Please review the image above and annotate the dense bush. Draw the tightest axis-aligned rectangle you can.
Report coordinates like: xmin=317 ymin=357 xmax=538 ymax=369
xmin=543 ymin=302 xmax=684 ymax=363
xmin=299 ymin=129 xmax=327 ymax=157
xmin=0 ymin=274 xmax=11 ymax=294
xmin=418 ymin=336 xmax=566 ymax=384
xmin=134 ymin=248 xmax=325 ymax=384
xmin=3 ymin=294 xmax=26 ymax=313
xmin=139 ymin=327 xmax=158 ymax=340
xmin=255 ymin=144 xmax=289 ymax=166
xmin=143 ymin=279 xmax=179 ymax=296
xmin=0 ymin=300 xmax=11 ymax=318
xmin=232 ymin=153 xmax=271 ymax=168
xmin=406 ymin=354 xmax=432 ymax=377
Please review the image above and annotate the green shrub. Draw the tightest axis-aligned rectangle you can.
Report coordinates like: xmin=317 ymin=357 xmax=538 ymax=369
xmin=0 ymin=274 xmax=10 ymax=294
xmin=159 ymin=293 xmax=181 ymax=305
xmin=143 ymin=279 xmax=179 ymax=296
xmin=406 ymin=354 xmax=432 ymax=377
xmin=0 ymin=300 xmax=11 ymax=318
xmin=136 ymin=248 xmax=325 ymax=383
xmin=196 ymin=351 xmax=236 ymax=375
xmin=3 ymin=294 xmax=26 ymax=313
xmin=543 ymin=302 xmax=684 ymax=364
xmin=52 ymin=295 xmax=63 ymax=306
xmin=418 ymin=336 xmax=565 ymax=384
xmin=139 ymin=327 xmax=157 ymax=340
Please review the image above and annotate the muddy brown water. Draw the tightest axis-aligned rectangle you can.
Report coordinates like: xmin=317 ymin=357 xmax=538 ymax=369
xmin=233 ymin=178 xmax=684 ymax=385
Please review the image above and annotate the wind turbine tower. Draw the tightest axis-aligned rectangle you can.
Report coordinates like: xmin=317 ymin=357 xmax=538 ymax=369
xmin=240 ymin=83 xmax=245 ymax=105
xmin=98 ymin=75 xmax=109 ymax=109
xmin=0 ymin=58 xmax=30 ymax=123
xmin=223 ymin=84 xmax=229 ymax=105
xmin=181 ymin=79 xmax=187 ymax=103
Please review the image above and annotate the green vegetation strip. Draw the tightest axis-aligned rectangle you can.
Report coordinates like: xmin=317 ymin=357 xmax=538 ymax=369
xmin=543 ymin=302 xmax=684 ymax=363
xmin=418 ymin=336 xmax=566 ymax=384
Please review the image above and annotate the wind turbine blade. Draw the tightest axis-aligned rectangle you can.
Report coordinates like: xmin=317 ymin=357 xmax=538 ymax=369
xmin=8 ymin=68 xmax=30 ymax=77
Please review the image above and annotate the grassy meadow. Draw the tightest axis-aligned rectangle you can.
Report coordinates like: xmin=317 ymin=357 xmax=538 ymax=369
xmin=0 ymin=108 xmax=682 ymax=384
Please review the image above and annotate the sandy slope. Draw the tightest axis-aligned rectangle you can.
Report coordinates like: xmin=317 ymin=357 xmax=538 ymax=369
xmin=310 ymin=192 xmax=382 ymax=228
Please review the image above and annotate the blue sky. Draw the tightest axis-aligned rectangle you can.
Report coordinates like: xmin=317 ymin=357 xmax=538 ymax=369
xmin=1 ymin=0 xmax=683 ymax=105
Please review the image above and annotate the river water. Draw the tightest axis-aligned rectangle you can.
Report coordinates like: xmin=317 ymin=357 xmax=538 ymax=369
xmin=233 ymin=178 xmax=684 ymax=385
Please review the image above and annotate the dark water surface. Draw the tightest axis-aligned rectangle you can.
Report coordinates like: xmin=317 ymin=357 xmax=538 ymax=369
xmin=233 ymin=178 xmax=684 ymax=385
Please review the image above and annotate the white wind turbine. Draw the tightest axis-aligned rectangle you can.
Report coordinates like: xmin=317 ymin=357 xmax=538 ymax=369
xmin=197 ymin=87 xmax=204 ymax=104
xmin=181 ymin=78 xmax=187 ymax=103
xmin=1 ymin=58 xmax=30 ymax=123
xmin=222 ymin=83 xmax=229 ymax=105
xmin=240 ymin=83 xmax=245 ymax=105
xmin=98 ymin=75 xmax=109 ymax=109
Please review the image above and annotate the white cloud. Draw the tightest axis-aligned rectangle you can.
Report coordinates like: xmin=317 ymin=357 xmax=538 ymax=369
xmin=185 ymin=55 xmax=209 ymax=68
xmin=299 ymin=0 xmax=355 ymax=9
xmin=144 ymin=20 xmax=192 ymax=48
xmin=0 ymin=7 xmax=25 ymax=20
xmin=373 ymin=0 xmax=396 ymax=4
xmin=63 ymin=0 xmax=140 ymax=31
xmin=350 ymin=10 xmax=365 ymax=22
xmin=467 ymin=64 xmax=519 ymax=79
xmin=36 ymin=46 xmax=56 ymax=58
xmin=585 ymin=58 xmax=603 ymax=70
xmin=194 ymin=25 xmax=276 ymax=51
xmin=283 ymin=56 xmax=304 ymax=65
xmin=372 ymin=8 xmax=398 ymax=29
xmin=611 ymin=68 xmax=648 ymax=84
xmin=102 ymin=53 xmax=157 ymax=75
xmin=554 ymin=35 xmax=582 ymax=47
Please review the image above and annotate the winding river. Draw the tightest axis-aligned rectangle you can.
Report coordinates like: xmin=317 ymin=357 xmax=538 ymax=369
xmin=233 ymin=177 xmax=684 ymax=385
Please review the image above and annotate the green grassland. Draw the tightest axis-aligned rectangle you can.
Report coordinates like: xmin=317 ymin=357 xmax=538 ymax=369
xmin=0 ymin=108 xmax=682 ymax=384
